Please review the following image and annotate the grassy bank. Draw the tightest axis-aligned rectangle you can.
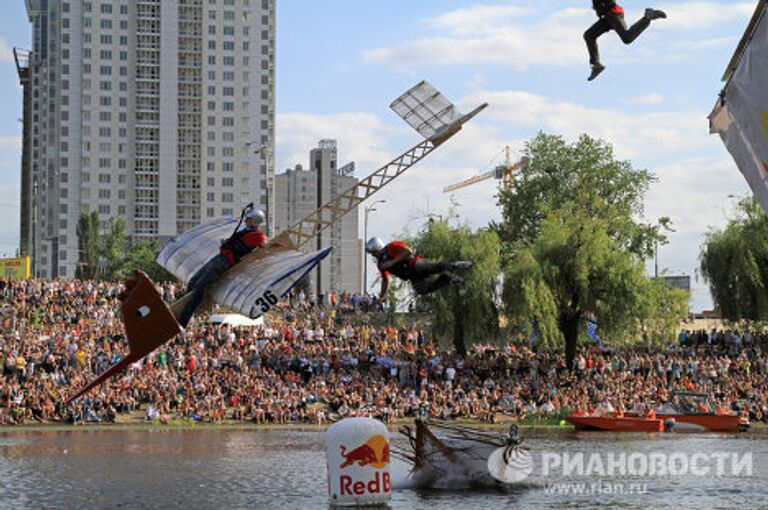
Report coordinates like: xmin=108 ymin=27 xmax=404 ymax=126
xmin=1 ymin=410 xmax=764 ymax=434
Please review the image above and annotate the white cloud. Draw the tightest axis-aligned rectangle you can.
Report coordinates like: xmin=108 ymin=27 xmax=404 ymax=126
xmin=462 ymin=89 xmax=708 ymax=161
xmin=0 ymin=38 xmax=14 ymax=63
xmin=362 ymin=2 xmax=754 ymax=71
xmin=0 ymin=136 xmax=21 ymax=150
xmin=657 ymin=2 xmax=755 ymax=30
xmin=627 ymin=94 xmax=665 ymax=105
xmin=425 ymin=5 xmax=531 ymax=36
xmin=363 ymin=7 xmax=591 ymax=70
xmin=275 ymin=112 xmax=393 ymax=173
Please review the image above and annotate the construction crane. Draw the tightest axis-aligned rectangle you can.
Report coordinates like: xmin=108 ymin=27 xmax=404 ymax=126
xmin=443 ymin=146 xmax=529 ymax=193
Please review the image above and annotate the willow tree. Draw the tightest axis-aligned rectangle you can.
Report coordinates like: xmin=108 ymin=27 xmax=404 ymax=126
xmin=497 ymin=133 xmax=680 ymax=366
xmin=700 ymin=197 xmax=768 ymax=321
xmin=408 ymin=219 xmax=501 ymax=355
xmin=76 ymin=211 xmax=101 ymax=279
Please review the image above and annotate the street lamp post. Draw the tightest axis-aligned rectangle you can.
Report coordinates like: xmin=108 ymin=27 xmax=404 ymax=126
xmin=363 ymin=200 xmax=386 ymax=295
xmin=246 ymin=141 xmax=273 ymax=236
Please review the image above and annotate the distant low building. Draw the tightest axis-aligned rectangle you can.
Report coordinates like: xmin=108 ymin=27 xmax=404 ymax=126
xmin=661 ymin=275 xmax=691 ymax=293
xmin=274 ymin=140 xmax=361 ymax=295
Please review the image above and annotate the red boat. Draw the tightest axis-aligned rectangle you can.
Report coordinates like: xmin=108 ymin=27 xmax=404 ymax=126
xmin=566 ymin=413 xmax=665 ymax=432
xmin=655 ymin=391 xmax=750 ymax=432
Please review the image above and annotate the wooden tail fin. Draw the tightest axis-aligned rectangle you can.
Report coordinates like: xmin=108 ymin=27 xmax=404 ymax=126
xmin=66 ymin=270 xmax=182 ymax=403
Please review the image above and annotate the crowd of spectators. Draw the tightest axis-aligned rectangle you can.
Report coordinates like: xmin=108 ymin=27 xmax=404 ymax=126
xmin=1 ymin=277 xmax=767 ymax=427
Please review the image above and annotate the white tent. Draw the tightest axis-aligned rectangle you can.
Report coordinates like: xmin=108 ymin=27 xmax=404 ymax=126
xmin=209 ymin=313 xmax=264 ymax=327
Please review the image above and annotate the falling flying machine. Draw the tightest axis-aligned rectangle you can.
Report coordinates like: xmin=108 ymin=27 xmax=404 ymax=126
xmin=67 ymin=81 xmax=488 ymax=402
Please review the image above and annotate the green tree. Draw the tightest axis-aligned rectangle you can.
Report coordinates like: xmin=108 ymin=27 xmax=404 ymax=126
xmin=496 ymin=132 xmax=664 ymax=259
xmin=120 ymin=240 xmax=177 ymax=283
xmin=637 ymin=277 xmax=691 ymax=347
xmin=497 ymin=133 xmax=682 ymax=366
xmin=76 ymin=211 xmax=101 ymax=279
xmin=700 ymin=197 xmax=768 ymax=321
xmin=101 ymin=218 xmax=127 ymax=278
xmin=408 ymin=219 xmax=501 ymax=355
xmin=76 ymin=214 xmax=176 ymax=282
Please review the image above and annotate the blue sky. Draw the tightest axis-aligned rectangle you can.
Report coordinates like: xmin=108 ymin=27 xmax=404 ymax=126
xmin=0 ymin=1 xmax=759 ymax=310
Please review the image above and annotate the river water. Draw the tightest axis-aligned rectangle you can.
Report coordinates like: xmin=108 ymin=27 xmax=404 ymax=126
xmin=0 ymin=427 xmax=765 ymax=509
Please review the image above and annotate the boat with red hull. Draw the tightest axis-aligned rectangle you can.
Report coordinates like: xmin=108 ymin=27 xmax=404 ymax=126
xmin=655 ymin=391 xmax=749 ymax=432
xmin=566 ymin=392 xmax=749 ymax=433
xmin=566 ymin=414 xmax=665 ymax=432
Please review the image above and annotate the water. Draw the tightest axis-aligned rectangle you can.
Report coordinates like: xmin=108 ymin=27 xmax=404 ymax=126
xmin=0 ymin=427 xmax=765 ymax=509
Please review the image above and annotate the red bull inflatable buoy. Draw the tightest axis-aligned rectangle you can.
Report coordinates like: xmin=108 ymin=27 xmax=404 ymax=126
xmin=326 ymin=417 xmax=391 ymax=506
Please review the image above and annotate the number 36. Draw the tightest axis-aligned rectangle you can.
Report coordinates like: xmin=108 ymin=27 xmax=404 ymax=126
xmin=253 ymin=290 xmax=278 ymax=313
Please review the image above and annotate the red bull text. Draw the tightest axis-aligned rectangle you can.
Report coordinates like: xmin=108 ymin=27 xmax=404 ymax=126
xmin=338 ymin=434 xmax=391 ymax=496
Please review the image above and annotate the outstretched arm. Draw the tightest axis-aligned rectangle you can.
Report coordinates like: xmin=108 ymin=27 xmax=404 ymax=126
xmin=379 ymin=272 xmax=390 ymax=301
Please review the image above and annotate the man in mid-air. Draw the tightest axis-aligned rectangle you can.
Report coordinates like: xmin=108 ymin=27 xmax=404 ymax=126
xmin=585 ymin=1 xmax=667 ymax=81
xmin=177 ymin=207 xmax=268 ymax=327
xmin=366 ymin=237 xmax=472 ymax=301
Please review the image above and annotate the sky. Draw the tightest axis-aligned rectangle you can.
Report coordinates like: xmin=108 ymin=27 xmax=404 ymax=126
xmin=0 ymin=0 xmax=759 ymax=311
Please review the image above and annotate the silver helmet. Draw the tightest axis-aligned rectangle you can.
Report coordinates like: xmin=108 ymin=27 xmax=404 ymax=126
xmin=365 ymin=237 xmax=385 ymax=254
xmin=245 ymin=208 xmax=266 ymax=225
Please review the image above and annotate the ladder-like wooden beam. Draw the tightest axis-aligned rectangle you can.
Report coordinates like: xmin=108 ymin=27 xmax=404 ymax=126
xmin=280 ymin=138 xmax=437 ymax=249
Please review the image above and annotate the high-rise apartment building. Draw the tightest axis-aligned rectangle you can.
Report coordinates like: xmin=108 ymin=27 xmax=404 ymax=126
xmin=275 ymin=140 xmax=361 ymax=295
xmin=19 ymin=0 xmax=275 ymax=278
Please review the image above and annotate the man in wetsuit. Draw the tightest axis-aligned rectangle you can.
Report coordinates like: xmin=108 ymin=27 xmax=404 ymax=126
xmin=177 ymin=207 xmax=268 ymax=327
xmin=585 ymin=1 xmax=667 ymax=81
xmin=366 ymin=237 xmax=472 ymax=301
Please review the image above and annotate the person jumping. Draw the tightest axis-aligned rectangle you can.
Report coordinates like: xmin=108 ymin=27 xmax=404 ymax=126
xmin=585 ymin=1 xmax=667 ymax=81
xmin=365 ymin=237 xmax=472 ymax=301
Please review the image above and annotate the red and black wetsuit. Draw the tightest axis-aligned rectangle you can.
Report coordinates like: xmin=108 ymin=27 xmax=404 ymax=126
xmin=377 ymin=241 xmax=422 ymax=281
xmin=220 ymin=228 xmax=268 ymax=266
xmin=178 ymin=227 xmax=268 ymax=327
xmin=592 ymin=0 xmax=624 ymax=16
xmin=585 ymin=0 xmax=651 ymax=67
xmin=377 ymin=241 xmax=456 ymax=295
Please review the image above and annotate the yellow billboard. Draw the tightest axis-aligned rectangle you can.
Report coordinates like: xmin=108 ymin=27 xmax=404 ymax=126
xmin=1 ymin=256 xmax=30 ymax=280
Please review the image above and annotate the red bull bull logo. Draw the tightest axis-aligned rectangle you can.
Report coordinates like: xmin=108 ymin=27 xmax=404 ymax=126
xmin=338 ymin=434 xmax=391 ymax=496
xmin=339 ymin=434 xmax=390 ymax=468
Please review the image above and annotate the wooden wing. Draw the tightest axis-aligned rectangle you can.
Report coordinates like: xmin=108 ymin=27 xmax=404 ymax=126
xmin=211 ymin=246 xmax=332 ymax=318
xmin=156 ymin=216 xmax=238 ymax=283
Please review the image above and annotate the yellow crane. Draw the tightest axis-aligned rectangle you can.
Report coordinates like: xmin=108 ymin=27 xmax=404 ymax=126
xmin=443 ymin=146 xmax=529 ymax=193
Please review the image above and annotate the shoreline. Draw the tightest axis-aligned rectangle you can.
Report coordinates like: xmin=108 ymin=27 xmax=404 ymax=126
xmin=2 ymin=415 xmax=765 ymax=434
